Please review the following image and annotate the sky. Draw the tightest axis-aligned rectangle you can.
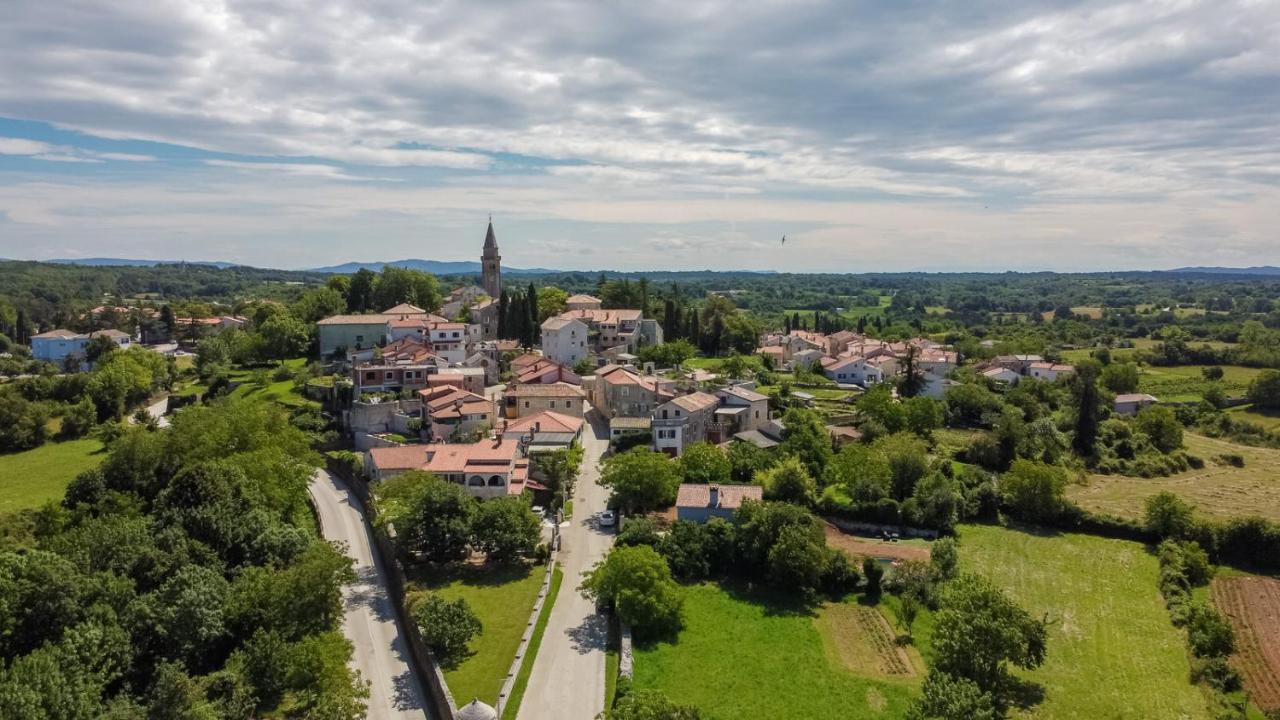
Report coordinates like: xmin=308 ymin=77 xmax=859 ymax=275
xmin=0 ymin=0 xmax=1277 ymax=273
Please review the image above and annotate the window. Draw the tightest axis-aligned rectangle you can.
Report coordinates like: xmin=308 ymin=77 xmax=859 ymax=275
xmin=356 ymin=335 xmax=364 ymax=343
xmin=524 ymin=401 xmax=530 ymax=408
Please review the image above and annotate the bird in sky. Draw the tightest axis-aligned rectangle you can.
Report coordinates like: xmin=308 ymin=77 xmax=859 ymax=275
xmin=781 ymin=235 xmax=787 ymax=246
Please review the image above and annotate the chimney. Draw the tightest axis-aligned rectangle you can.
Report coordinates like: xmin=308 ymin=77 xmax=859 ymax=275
xmin=709 ymin=486 xmax=719 ymax=508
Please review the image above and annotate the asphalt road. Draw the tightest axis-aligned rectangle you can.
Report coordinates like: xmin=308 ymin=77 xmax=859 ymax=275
xmin=310 ymin=469 xmax=432 ymax=720
xmin=516 ymin=407 xmax=615 ymax=720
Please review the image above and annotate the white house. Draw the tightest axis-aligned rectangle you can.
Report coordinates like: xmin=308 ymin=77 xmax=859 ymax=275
xmin=1028 ymin=362 xmax=1076 ymax=382
xmin=540 ymin=316 xmax=589 ymax=367
xmin=820 ymin=355 xmax=888 ymax=386
xmin=981 ymin=366 xmax=1022 ymax=385
xmin=1114 ymin=393 xmax=1159 ymax=416
xmin=427 ymin=322 xmax=469 ymax=365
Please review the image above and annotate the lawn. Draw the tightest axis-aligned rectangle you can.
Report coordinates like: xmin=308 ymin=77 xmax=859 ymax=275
xmin=410 ymin=561 xmax=548 ymax=706
xmin=958 ymin=524 xmax=1210 ymax=720
xmin=1068 ymin=433 xmax=1280 ymax=523
xmin=633 ymin=583 xmax=922 ymax=719
xmin=0 ymin=438 xmax=105 ymax=514
xmin=1137 ymin=364 xmax=1262 ymax=403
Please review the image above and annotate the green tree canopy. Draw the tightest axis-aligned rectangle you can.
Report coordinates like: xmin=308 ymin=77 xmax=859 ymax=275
xmin=580 ymin=545 xmax=683 ymax=637
xmin=600 ymin=449 xmax=682 ymax=514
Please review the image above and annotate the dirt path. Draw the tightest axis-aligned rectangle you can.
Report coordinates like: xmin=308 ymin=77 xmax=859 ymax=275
xmin=823 ymin=525 xmax=931 ymax=562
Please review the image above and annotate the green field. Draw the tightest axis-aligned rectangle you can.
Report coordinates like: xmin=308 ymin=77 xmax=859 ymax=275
xmin=410 ymin=562 xmax=548 ymax=706
xmin=1059 ymin=339 xmax=1237 ymax=364
xmin=1228 ymin=405 xmax=1280 ymax=431
xmin=958 ymin=524 xmax=1209 ymax=720
xmin=0 ymin=438 xmax=105 ymax=514
xmin=1137 ymin=364 xmax=1262 ymax=403
xmin=633 ymin=583 xmax=922 ymax=719
xmin=1069 ymin=433 xmax=1280 ymax=523
xmin=175 ymin=358 xmax=318 ymax=409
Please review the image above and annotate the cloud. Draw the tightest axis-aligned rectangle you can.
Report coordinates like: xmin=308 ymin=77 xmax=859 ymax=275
xmin=0 ymin=137 xmax=52 ymax=155
xmin=0 ymin=0 xmax=1276 ymax=268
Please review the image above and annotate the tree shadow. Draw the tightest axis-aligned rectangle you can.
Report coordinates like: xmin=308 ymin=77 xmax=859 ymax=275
xmin=405 ymin=559 xmax=535 ymax=590
xmin=718 ymin=579 xmax=821 ymax=618
xmin=997 ymin=520 xmax=1064 ymax=539
xmin=1005 ymin=675 xmax=1047 ymax=712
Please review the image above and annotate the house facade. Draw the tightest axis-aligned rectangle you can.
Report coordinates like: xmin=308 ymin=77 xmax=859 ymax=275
xmin=540 ymin=316 xmax=589 ymax=367
xmin=504 ymin=382 xmax=586 ymax=419
xmin=652 ymin=391 xmax=720 ymax=457
xmin=419 ymin=385 xmax=495 ymax=441
xmin=317 ymin=315 xmax=390 ymax=358
xmin=592 ymin=364 xmax=675 ymax=419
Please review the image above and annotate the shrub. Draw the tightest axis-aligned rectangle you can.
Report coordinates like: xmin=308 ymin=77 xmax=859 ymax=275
xmin=579 ymin=545 xmax=683 ymax=638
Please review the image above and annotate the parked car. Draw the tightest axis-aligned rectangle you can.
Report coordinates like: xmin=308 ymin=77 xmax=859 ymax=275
xmin=598 ymin=510 xmax=616 ymax=528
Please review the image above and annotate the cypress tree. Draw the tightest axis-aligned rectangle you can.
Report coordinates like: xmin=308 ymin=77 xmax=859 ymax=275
xmin=784 ymin=315 xmax=792 ymax=334
xmin=497 ymin=290 xmax=509 ymax=339
xmin=526 ymin=283 xmax=539 ymax=347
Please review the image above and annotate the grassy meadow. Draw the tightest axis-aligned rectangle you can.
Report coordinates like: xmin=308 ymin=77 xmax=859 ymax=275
xmin=633 ymin=583 xmax=922 ymax=720
xmin=0 ymin=438 xmax=105 ymax=514
xmin=1068 ymin=433 xmax=1280 ymax=523
xmin=958 ymin=524 xmax=1209 ymax=720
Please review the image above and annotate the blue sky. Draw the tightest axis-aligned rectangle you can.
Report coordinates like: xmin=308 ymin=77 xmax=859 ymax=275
xmin=1 ymin=0 xmax=1277 ymax=272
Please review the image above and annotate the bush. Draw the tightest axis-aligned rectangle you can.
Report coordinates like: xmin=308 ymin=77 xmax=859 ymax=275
xmin=862 ymin=557 xmax=884 ymax=597
xmin=999 ymin=460 xmax=1068 ymax=522
xmin=408 ymin=593 xmax=482 ymax=667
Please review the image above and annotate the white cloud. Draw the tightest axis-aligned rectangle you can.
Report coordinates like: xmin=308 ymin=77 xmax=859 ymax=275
xmin=0 ymin=0 xmax=1277 ymax=268
xmin=0 ymin=137 xmax=53 ymax=155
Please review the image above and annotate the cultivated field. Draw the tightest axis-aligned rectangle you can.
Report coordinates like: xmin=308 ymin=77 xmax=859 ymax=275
xmin=959 ymin=524 xmax=1210 ymax=719
xmin=632 ymin=583 xmax=920 ymax=719
xmin=1212 ymin=576 xmax=1280 ymax=711
xmin=0 ymin=438 xmax=104 ymax=514
xmin=1137 ymin=364 xmax=1262 ymax=403
xmin=1068 ymin=433 xmax=1280 ymax=523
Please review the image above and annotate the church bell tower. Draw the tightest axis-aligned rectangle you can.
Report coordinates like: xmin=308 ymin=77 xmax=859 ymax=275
xmin=481 ymin=218 xmax=501 ymax=298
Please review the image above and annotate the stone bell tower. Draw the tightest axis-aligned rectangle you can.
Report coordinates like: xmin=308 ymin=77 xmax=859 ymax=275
xmin=481 ymin=218 xmax=501 ymax=298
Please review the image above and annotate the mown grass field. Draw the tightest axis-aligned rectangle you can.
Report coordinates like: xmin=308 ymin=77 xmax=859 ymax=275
xmin=958 ymin=524 xmax=1209 ymax=720
xmin=0 ymin=438 xmax=105 ymax=514
xmin=410 ymin=561 xmax=547 ymax=706
xmin=633 ymin=583 xmax=921 ymax=719
xmin=1229 ymin=405 xmax=1280 ymax=431
xmin=1137 ymin=364 xmax=1262 ymax=403
xmin=1068 ymin=433 xmax=1280 ymax=523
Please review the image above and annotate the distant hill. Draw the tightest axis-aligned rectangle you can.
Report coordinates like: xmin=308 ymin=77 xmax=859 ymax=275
xmin=1168 ymin=266 xmax=1280 ymax=276
xmin=308 ymin=259 xmax=562 ymax=275
xmin=46 ymin=257 xmax=242 ymax=269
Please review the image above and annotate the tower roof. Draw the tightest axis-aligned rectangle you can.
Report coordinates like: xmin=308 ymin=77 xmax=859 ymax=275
xmin=483 ymin=219 xmax=498 ymax=253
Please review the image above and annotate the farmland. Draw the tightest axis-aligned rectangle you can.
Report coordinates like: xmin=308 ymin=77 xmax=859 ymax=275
xmin=958 ymin=524 xmax=1210 ymax=719
xmin=1211 ymin=576 xmax=1280 ymax=712
xmin=0 ymin=438 xmax=105 ymax=514
xmin=1068 ymin=433 xmax=1280 ymax=523
xmin=1136 ymin=364 xmax=1262 ymax=403
xmin=632 ymin=582 xmax=921 ymax=719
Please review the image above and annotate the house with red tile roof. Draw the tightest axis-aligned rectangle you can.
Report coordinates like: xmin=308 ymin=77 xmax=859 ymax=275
xmin=514 ymin=357 xmax=582 ymax=386
xmin=1028 ymin=362 xmax=1075 ymax=382
xmin=419 ymin=385 xmax=495 ymax=441
xmin=566 ymin=294 xmax=603 ymax=310
xmin=676 ymin=483 xmax=762 ymax=523
xmin=592 ymin=364 xmax=676 ymax=419
xmin=364 ymin=438 xmax=529 ymax=498
xmin=501 ymin=410 xmax=584 ymax=451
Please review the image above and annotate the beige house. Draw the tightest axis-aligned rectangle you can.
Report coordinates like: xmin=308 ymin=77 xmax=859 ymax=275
xmin=652 ymin=392 xmax=720 ymax=457
xmin=504 ymin=382 xmax=586 ymax=419
xmin=566 ymin=294 xmax=603 ymax=311
xmin=419 ymin=385 xmax=495 ymax=441
xmin=715 ymin=385 xmax=770 ymax=435
xmin=593 ymin=364 xmax=675 ymax=419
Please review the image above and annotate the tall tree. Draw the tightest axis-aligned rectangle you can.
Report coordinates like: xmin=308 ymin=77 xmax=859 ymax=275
xmin=1071 ymin=360 xmax=1103 ymax=457
xmin=497 ymin=290 xmax=509 ymax=339
xmin=347 ymin=268 xmax=376 ymax=312
xmin=525 ymin=283 xmax=539 ymax=347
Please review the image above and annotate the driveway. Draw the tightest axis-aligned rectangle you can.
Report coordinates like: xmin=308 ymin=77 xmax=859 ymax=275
xmin=310 ymin=469 xmax=432 ymax=720
xmin=516 ymin=406 xmax=615 ymax=720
